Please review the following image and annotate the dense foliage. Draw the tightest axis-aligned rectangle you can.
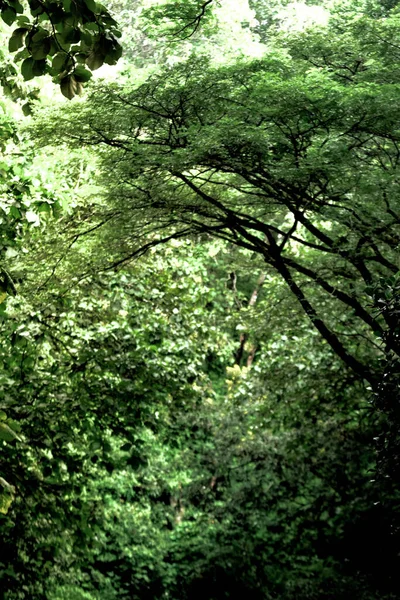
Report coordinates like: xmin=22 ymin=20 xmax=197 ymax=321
xmin=1 ymin=1 xmax=400 ymax=599
xmin=32 ymin=1 xmax=400 ymax=380
xmin=0 ymin=0 xmax=123 ymax=98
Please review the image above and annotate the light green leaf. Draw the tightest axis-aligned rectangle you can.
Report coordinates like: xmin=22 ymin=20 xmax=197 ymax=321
xmin=0 ymin=422 xmax=20 ymax=442
xmin=0 ymin=493 xmax=13 ymax=515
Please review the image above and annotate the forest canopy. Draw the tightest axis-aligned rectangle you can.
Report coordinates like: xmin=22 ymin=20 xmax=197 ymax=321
xmin=1 ymin=1 xmax=400 ymax=599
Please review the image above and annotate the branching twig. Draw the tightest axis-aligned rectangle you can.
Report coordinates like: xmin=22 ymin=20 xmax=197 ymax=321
xmin=172 ymin=0 xmax=214 ymax=40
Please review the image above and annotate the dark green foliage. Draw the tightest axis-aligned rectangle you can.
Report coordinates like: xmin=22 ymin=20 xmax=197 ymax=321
xmin=0 ymin=239 xmax=398 ymax=599
xmin=1 ymin=0 xmax=122 ymax=97
xmin=1 ymin=1 xmax=400 ymax=599
xmin=370 ymin=275 xmax=400 ymax=541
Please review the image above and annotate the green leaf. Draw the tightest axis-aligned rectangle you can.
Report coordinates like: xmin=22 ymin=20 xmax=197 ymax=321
xmin=0 ymin=422 xmax=20 ymax=442
xmin=32 ymin=59 xmax=47 ymax=76
xmin=9 ymin=206 xmax=21 ymax=219
xmin=1 ymin=7 xmax=17 ymax=26
xmin=104 ymin=41 xmax=122 ymax=66
xmin=31 ymin=28 xmax=50 ymax=42
xmin=16 ymin=15 xmax=30 ymax=25
xmin=84 ymin=22 xmax=100 ymax=31
xmin=86 ymin=51 xmax=104 ymax=70
xmin=14 ymin=48 xmax=29 ymax=61
xmin=80 ymin=30 xmax=93 ymax=47
xmin=9 ymin=36 xmax=21 ymax=52
xmin=8 ymin=27 xmax=27 ymax=52
xmin=75 ymin=52 xmax=88 ymax=63
xmin=62 ymin=27 xmax=81 ymax=44
xmin=52 ymin=52 xmax=68 ymax=72
xmin=31 ymin=38 xmax=51 ymax=60
xmin=37 ymin=202 xmax=51 ymax=213
xmin=84 ymin=0 xmax=98 ymax=13
xmin=7 ymin=419 xmax=21 ymax=434
xmin=0 ymin=493 xmax=13 ymax=515
xmin=102 ymin=16 xmax=119 ymax=29
xmin=60 ymin=75 xmax=82 ymax=99
xmin=22 ymin=102 xmax=32 ymax=116
xmin=21 ymin=56 xmax=35 ymax=80
xmin=28 ymin=0 xmax=45 ymax=17
xmin=9 ymin=0 xmax=24 ymax=13
xmin=74 ymin=65 xmax=92 ymax=83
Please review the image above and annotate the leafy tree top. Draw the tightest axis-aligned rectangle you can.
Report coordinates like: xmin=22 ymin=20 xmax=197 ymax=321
xmin=29 ymin=4 xmax=400 ymax=383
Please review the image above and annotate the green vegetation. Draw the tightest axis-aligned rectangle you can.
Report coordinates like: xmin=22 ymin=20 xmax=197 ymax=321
xmin=1 ymin=0 xmax=122 ymax=98
xmin=0 ymin=1 xmax=400 ymax=598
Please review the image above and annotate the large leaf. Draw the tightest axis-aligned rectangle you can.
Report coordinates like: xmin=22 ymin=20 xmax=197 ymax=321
xmin=86 ymin=50 xmax=104 ymax=70
xmin=84 ymin=0 xmax=98 ymax=13
xmin=31 ymin=37 xmax=51 ymax=60
xmin=8 ymin=27 xmax=28 ymax=52
xmin=0 ymin=422 xmax=20 ymax=441
xmin=52 ymin=51 xmax=68 ymax=72
xmin=32 ymin=58 xmax=47 ymax=76
xmin=60 ymin=75 xmax=82 ymax=99
xmin=74 ymin=65 xmax=92 ymax=83
xmin=21 ymin=56 xmax=35 ymax=80
xmin=1 ymin=6 xmax=17 ymax=26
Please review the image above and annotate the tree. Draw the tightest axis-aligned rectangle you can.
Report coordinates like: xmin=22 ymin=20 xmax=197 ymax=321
xmin=2 ymin=1 xmax=400 ymax=597
xmin=32 ymin=4 xmax=400 ymax=385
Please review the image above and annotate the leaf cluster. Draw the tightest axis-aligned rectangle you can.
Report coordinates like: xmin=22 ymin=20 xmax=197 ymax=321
xmin=2 ymin=0 xmax=122 ymax=98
